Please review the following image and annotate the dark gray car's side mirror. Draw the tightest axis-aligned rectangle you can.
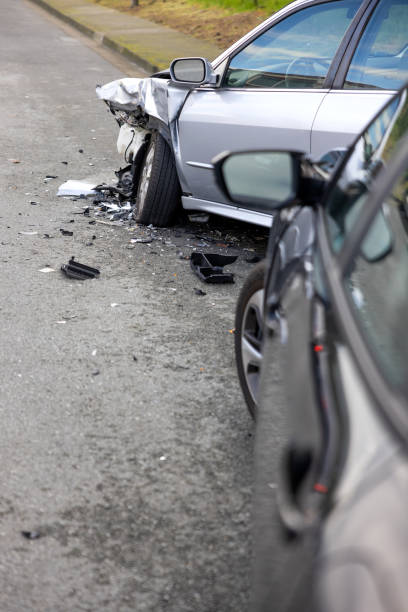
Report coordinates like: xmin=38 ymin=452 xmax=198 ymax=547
xmin=170 ymin=57 xmax=217 ymax=86
xmin=213 ymin=150 xmax=306 ymax=211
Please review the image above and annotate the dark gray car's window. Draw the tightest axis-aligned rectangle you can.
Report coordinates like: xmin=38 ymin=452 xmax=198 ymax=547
xmin=344 ymin=0 xmax=408 ymax=90
xmin=224 ymin=1 xmax=359 ymax=89
xmin=325 ymin=91 xmax=407 ymax=251
xmin=344 ymin=169 xmax=408 ymax=391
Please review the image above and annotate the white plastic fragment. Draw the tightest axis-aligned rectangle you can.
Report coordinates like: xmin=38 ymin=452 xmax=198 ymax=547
xmin=130 ymin=237 xmax=152 ymax=243
xmin=57 ymin=180 xmax=97 ymax=197
xmin=39 ymin=267 xmax=56 ymax=273
xmin=95 ymin=220 xmax=123 ymax=226
xmin=19 ymin=231 xmax=38 ymax=235
xmin=117 ymin=124 xmax=150 ymax=157
xmin=103 ymin=203 xmax=121 ymax=212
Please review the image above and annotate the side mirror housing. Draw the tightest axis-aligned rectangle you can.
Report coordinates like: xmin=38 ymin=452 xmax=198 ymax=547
xmin=213 ymin=150 xmax=306 ymax=212
xmin=170 ymin=57 xmax=217 ymax=86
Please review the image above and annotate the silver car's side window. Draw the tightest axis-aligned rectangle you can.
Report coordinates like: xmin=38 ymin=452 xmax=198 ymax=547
xmin=224 ymin=0 xmax=359 ymax=89
xmin=344 ymin=0 xmax=408 ymax=90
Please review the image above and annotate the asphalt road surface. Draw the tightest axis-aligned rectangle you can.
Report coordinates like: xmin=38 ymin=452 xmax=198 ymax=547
xmin=0 ymin=1 xmax=269 ymax=609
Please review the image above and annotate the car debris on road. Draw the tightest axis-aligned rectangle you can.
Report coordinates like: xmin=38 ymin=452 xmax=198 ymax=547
xmin=61 ymin=257 xmax=100 ymax=280
xmin=190 ymin=252 xmax=237 ymax=284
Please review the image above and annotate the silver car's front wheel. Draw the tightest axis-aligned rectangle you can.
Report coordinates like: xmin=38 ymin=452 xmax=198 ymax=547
xmin=235 ymin=260 xmax=266 ymax=419
xmin=132 ymin=131 xmax=181 ymax=227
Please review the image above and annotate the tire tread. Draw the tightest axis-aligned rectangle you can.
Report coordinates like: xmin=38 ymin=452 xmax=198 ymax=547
xmin=133 ymin=132 xmax=181 ymax=227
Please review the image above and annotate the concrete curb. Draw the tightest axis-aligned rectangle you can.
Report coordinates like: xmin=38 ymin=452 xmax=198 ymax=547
xmin=26 ymin=0 xmax=222 ymax=74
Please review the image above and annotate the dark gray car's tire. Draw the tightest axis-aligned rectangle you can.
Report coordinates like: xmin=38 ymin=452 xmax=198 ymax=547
xmin=235 ymin=260 xmax=267 ymax=419
xmin=133 ymin=131 xmax=181 ymax=227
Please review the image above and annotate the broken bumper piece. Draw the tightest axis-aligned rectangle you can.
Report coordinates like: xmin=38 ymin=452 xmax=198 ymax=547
xmin=61 ymin=257 xmax=100 ymax=280
xmin=190 ymin=253 xmax=237 ymax=284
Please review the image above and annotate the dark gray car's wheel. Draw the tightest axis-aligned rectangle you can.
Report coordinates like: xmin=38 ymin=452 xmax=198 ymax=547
xmin=133 ymin=131 xmax=181 ymax=227
xmin=235 ymin=260 xmax=267 ymax=419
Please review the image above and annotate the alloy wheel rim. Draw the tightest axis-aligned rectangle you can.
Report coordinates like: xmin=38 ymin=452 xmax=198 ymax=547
xmin=241 ymin=288 xmax=264 ymax=406
xmin=138 ymin=141 xmax=155 ymax=205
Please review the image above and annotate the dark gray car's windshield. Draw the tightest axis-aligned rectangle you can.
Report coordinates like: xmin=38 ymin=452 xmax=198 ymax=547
xmin=344 ymin=165 xmax=408 ymax=395
xmin=325 ymin=90 xmax=408 ymax=252
xmin=324 ymin=87 xmax=408 ymax=396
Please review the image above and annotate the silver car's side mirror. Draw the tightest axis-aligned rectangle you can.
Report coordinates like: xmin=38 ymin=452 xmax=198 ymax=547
xmin=213 ymin=150 xmax=304 ymax=211
xmin=170 ymin=57 xmax=217 ymax=86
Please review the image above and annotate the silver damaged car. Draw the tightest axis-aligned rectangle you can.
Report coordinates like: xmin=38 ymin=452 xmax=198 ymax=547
xmin=97 ymin=0 xmax=408 ymax=227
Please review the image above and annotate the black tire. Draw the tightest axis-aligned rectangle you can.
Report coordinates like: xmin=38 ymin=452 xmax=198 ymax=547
xmin=132 ymin=131 xmax=181 ymax=227
xmin=235 ymin=260 xmax=267 ymax=419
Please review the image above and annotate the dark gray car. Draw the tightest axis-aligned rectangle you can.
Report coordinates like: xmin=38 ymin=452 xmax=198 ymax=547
xmin=215 ymin=85 xmax=408 ymax=611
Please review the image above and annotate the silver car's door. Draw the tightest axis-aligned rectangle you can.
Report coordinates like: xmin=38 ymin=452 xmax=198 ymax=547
xmin=179 ymin=89 xmax=327 ymax=203
xmin=311 ymin=0 xmax=408 ymax=158
xmin=176 ymin=0 xmax=363 ymax=215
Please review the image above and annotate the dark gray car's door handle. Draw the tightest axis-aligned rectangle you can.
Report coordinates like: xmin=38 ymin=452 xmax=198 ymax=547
xmin=276 ymin=443 xmax=323 ymax=537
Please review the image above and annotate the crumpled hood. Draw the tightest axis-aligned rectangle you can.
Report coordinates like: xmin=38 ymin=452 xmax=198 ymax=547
xmin=96 ymin=77 xmax=170 ymax=123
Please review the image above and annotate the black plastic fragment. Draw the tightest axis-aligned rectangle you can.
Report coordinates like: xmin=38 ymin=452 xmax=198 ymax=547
xmin=22 ymin=530 xmax=41 ymax=540
xmin=60 ymin=228 xmax=73 ymax=236
xmin=245 ymin=254 xmax=262 ymax=264
xmin=61 ymin=257 xmax=100 ymax=280
xmin=94 ymin=183 xmax=130 ymax=199
xmin=115 ymin=165 xmax=133 ymax=191
xmin=194 ymin=288 xmax=206 ymax=296
xmin=190 ymin=252 xmax=237 ymax=284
